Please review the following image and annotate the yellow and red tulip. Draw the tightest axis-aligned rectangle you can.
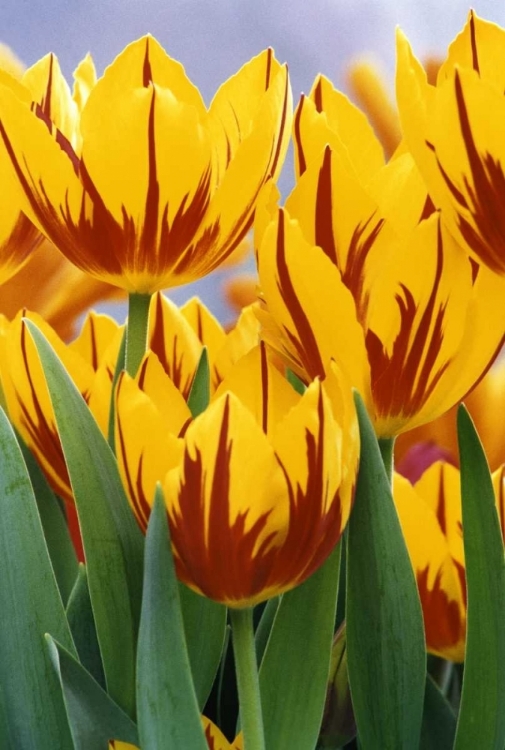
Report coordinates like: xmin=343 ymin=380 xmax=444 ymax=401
xmin=396 ymin=11 xmax=505 ymax=276
xmin=0 ymin=38 xmax=291 ymax=294
xmin=116 ymin=344 xmax=358 ymax=607
xmin=256 ymin=139 xmax=505 ymax=437
xmin=394 ymin=465 xmax=466 ymax=662
xmin=395 ymin=457 xmax=505 ymax=662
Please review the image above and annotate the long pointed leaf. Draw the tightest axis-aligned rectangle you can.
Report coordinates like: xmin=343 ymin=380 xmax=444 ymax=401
xmin=47 ymin=636 xmax=139 ymax=750
xmin=420 ymin=674 xmax=456 ymax=750
xmin=19 ymin=438 xmax=78 ymax=605
xmin=137 ymin=487 xmax=207 ymax=749
xmin=454 ymin=406 xmax=505 ymax=749
xmin=179 ymin=582 xmax=227 ymax=709
xmin=0 ymin=407 xmax=74 ymax=748
xmin=66 ymin=565 xmax=105 ymax=688
xmin=259 ymin=541 xmax=341 ymax=750
xmin=346 ymin=393 xmax=426 ymax=749
xmin=26 ymin=319 xmax=143 ymax=718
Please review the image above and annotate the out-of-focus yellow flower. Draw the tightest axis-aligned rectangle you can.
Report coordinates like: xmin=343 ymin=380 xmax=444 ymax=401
xmin=0 ymin=37 xmax=291 ymax=294
xmin=394 ymin=466 xmax=466 ymax=662
xmin=396 ymin=11 xmax=505 ymax=276
xmin=0 ymin=43 xmax=25 ymax=79
xmin=395 ymin=459 xmax=505 ymax=662
xmin=116 ymin=344 xmax=358 ymax=607
xmin=346 ymin=60 xmax=402 ymax=160
xmin=345 ymin=55 xmax=442 ymax=161
xmin=0 ymin=238 xmax=123 ymax=340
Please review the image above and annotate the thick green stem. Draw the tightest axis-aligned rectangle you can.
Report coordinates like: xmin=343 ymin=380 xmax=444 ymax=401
xmin=378 ymin=437 xmax=395 ymax=484
xmin=229 ymin=607 xmax=265 ymax=750
xmin=126 ymin=293 xmax=151 ymax=377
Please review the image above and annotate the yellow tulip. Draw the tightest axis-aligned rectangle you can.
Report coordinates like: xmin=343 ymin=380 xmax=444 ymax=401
xmin=396 ymin=11 xmax=505 ymax=275
xmin=0 ymin=37 xmax=291 ymax=294
xmin=116 ymin=344 xmax=358 ymax=607
xmin=394 ymin=466 xmax=466 ymax=662
xmin=395 ymin=458 xmax=505 ymax=662
xmin=257 ymin=140 xmax=505 ymax=437
xmin=0 ymin=310 xmax=122 ymax=504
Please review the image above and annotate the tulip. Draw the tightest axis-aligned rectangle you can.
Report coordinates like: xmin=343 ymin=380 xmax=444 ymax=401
xmin=0 ymin=311 xmax=122 ymax=505
xmin=396 ymin=11 xmax=505 ymax=276
xmin=394 ymin=465 xmax=466 ymax=661
xmin=0 ymin=37 xmax=291 ymax=297
xmin=116 ymin=343 xmax=358 ymax=607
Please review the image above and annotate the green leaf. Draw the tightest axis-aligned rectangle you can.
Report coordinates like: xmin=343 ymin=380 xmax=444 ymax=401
xmin=346 ymin=393 xmax=426 ymax=750
xmin=107 ymin=325 xmax=127 ymax=450
xmin=0 ymin=407 xmax=75 ymax=749
xmin=187 ymin=347 xmax=210 ymax=417
xmin=259 ymin=541 xmax=341 ymax=750
xmin=179 ymin=581 xmax=227 ymax=709
xmin=19 ymin=438 xmax=78 ymax=605
xmin=137 ymin=486 xmax=207 ymax=750
xmin=255 ymin=596 xmax=280 ymax=667
xmin=453 ymin=406 xmax=505 ymax=750
xmin=26 ymin=319 xmax=144 ymax=718
xmin=66 ymin=564 xmax=105 ymax=689
xmin=420 ymin=674 xmax=456 ymax=750
xmin=47 ymin=636 xmax=139 ymax=750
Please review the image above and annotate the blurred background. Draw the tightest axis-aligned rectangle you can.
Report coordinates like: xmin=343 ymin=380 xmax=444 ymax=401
xmin=1 ymin=0 xmax=504 ymax=325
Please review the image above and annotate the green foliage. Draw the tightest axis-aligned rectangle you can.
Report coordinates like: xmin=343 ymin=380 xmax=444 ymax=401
xmin=259 ymin=542 xmax=341 ymax=750
xmin=454 ymin=406 xmax=505 ymax=749
xmin=47 ymin=636 xmax=139 ymax=750
xmin=0 ymin=407 xmax=75 ymax=748
xmin=26 ymin=319 xmax=144 ymax=719
xmin=346 ymin=393 xmax=426 ymax=749
xmin=136 ymin=486 xmax=208 ymax=749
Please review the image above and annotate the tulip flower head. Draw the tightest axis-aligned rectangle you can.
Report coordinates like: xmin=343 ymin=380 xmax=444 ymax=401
xmin=256 ymin=79 xmax=505 ymax=437
xmin=116 ymin=344 xmax=358 ymax=607
xmin=396 ymin=11 xmax=505 ymax=276
xmin=394 ymin=466 xmax=466 ymax=662
xmin=0 ymin=37 xmax=291 ymax=294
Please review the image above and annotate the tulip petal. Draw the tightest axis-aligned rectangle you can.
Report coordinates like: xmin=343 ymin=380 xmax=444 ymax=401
xmin=164 ymin=392 xmax=289 ymax=606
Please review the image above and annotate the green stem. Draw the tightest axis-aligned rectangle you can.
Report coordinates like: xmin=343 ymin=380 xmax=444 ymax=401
xmin=126 ymin=292 xmax=151 ymax=377
xmin=229 ymin=607 xmax=265 ymax=750
xmin=378 ymin=437 xmax=395 ymax=484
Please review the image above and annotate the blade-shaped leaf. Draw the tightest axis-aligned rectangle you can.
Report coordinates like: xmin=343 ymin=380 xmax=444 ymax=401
xmin=454 ymin=406 xmax=505 ymax=750
xmin=66 ymin=564 xmax=105 ymax=689
xmin=0 ymin=407 xmax=75 ymax=749
xmin=187 ymin=347 xmax=210 ymax=417
xmin=179 ymin=582 xmax=227 ymax=709
xmin=19 ymin=438 xmax=78 ymax=605
xmin=259 ymin=541 xmax=341 ymax=750
xmin=26 ymin=319 xmax=144 ymax=718
xmin=346 ymin=393 xmax=426 ymax=749
xmin=255 ymin=596 xmax=280 ymax=667
xmin=47 ymin=636 xmax=139 ymax=750
xmin=137 ymin=487 xmax=207 ymax=750
xmin=420 ymin=674 xmax=456 ymax=750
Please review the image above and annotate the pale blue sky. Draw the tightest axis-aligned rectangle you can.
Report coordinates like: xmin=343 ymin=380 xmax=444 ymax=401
xmin=2 ymin=0 xmax=503 ymax=323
